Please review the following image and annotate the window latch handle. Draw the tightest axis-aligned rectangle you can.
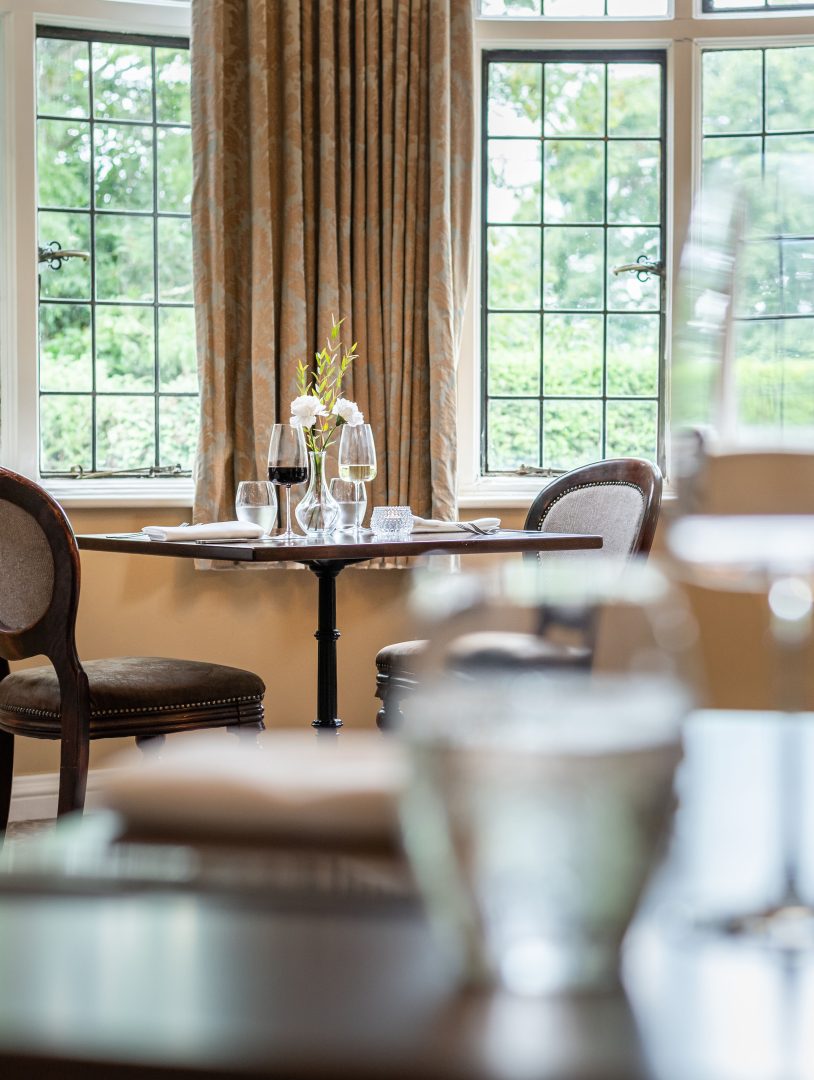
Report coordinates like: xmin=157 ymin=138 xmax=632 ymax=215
xmin=38 ymin=242 xmax=90 ymax=271
xmin=611 ymin=257 xmax=664 ymax=281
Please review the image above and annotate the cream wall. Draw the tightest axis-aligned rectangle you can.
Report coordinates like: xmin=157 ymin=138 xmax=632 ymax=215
xmin=11 ymin=501 xmax=782 ymax=776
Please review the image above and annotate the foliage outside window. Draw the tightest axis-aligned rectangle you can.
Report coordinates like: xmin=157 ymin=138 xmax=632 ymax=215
xmin=36 ymin=29 xmax=195 ymax=478
xmin=479 ymin=1 xmax=669 ymax=16
xmin=701 ymin=44 xmax=814 ymax=434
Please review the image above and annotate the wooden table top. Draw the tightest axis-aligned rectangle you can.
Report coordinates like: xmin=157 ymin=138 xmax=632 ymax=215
xmin=0 ymin=712 xmax=810 ymax=1079
xmin=76 ymin=529 xmax=603 ymax=562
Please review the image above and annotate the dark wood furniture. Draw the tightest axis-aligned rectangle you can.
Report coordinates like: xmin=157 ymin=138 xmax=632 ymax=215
xmin=0 ymin=468 xmax=265 ymax=826
xmin=0 ymin=712 xmax=804 ymax=1080
xmin=375 ymin=458 xmax=663 ymax=729
xmin=76 ymin=528 xmax=602 ymax=732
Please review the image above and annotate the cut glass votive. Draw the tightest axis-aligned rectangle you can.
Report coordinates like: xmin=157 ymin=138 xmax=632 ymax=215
xmin=371 ymin=505 xmax=413 ymax=538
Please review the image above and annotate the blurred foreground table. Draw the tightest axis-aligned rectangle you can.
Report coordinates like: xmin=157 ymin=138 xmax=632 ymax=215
xmin=0 ymin=711 xmax=813 ymax=1079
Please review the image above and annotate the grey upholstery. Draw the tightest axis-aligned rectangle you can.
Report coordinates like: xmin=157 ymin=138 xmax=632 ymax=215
xmin=535 ymin=483 xmax=645 ymax=556
xmin=0 ymin=499 xmax=55 ymax=631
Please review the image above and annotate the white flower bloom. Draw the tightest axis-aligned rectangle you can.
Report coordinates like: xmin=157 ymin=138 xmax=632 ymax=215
xmin=290 ymin=394 xmax=328 ymax=429
xmin=332 ymin=398 xmax=364 ymax=427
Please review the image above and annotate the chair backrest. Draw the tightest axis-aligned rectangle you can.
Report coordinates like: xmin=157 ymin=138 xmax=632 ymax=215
xmin=0 ymin=468 xmax=81 ymax=666
xmin=524 ymin=458 xmax=663 ymax=559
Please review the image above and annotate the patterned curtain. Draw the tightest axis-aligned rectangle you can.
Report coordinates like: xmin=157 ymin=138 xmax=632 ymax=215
xmin=190 ymin=0 xmax=474 ymax=530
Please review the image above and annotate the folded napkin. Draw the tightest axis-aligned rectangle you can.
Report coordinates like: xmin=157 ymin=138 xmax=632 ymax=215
xmin=99 ymin=732 xmax=406 ymax=847
xmin=411 ymin=516 xmax=501 ymax=535
xmin=142 ymin=520 xmax=265 ymax=542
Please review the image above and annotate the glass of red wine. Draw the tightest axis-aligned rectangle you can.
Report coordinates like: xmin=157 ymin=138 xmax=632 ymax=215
xmin=267 ymin=423 xmax=308 ymax=542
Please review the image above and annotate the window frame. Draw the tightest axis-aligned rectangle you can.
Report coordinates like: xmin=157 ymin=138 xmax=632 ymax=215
xmin=460 ymin=0 xmax=814 ymax=508
xmin=0 ymin=0 xmax=192 ymax=508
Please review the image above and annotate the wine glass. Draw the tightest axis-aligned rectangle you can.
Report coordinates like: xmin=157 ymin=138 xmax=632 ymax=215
xmin=267 ymin=424 xmax=308 ymax=542
xmin=338 ymin=424 xmax=376 ymax=533
xmin=670 ymin=159 xmax=814 ymax=947
xmin=235 ymin=481 xmax=277 ymax=536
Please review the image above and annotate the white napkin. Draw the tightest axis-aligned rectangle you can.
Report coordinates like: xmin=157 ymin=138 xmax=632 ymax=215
xmin=411 ymin=516 xmax=501 ymax=535
xmin=142 ymin=520 xmax=265 ymax=542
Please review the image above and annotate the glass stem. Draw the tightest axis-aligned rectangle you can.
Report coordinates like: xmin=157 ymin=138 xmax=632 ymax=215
xmin=285 ymin=485 xmax=292 ymax=538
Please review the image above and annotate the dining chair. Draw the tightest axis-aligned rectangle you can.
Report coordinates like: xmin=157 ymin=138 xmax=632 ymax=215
xmin=374 ymin=457 xmax=663 ymax=730
xmin=0 ymin=467 xmax=266 ymax=828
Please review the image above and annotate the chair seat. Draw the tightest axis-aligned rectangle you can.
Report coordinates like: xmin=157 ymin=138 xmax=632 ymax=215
xmin=376 ymin=633 xmax=591 ymax=681
xmin=0 ymin=657 xmax=264 ymax=739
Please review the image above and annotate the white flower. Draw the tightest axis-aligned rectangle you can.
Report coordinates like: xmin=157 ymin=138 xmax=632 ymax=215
xmin=332 ymin=398 xmax=364 ymax=427
xmin=290 ymin=394 xmax=328 ymax=429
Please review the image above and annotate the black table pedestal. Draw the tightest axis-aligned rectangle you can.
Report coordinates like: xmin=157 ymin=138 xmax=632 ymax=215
xmin=308 ymin=561 xmax=348 ymax=731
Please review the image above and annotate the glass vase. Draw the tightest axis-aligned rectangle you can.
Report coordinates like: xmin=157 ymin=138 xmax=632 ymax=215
xmin=295 ymin=450 xmax=340 ymax=536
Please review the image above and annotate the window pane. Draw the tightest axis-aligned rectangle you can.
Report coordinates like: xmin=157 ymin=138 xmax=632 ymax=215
xmin=702 ymin=136 xmax=762 ymax=187
xmin=544 ymin=63 xmax=604 ymax=136
xmin=766 ymin=47 xmax=814 ymax=132
xmin=159 ymin=397 xmax=198 ymax=470
xmin=543 ymin=314 xmax=603 ymax=396
xmin=488 ymin=227 xmax=541 ymax=309
xmin=480 ymin=0 xmax=541 ymax=13
xmin=703 ymin=51 xmax=763 ymax=137
xmin=488 ymin=400 xmax=540 ymax=470
xmin=40 ymin=395 xmax=93 ymax=472
xmin=158 ymin=218 xmax=193 ymax=303
xmin=96 ymin=395 xmax=155 ymax=470
xmin=157 ymin=127 xmax=192 ymax=212
xmin=38 ymin=120 xmax=91 ymax=209
xmin=606 ymin=400 xmax=658 ymax=460
xmin=544 ymin=0 xmax=604 ymax=14
xmin=703 ymin=0 xmax=814 ymax=11
xmin=606 ymin=0 xmax=668 ymax=13
xmin=159 ymin=307 xmax=197 ymax=392
xmin=155 ymin=48 xmax=191 ymax=124
xmin=96 ymin=214 xmax=155 ymax=301
xmin=37 ymin=37 xmax=89 ymax=118
xmin=488 ymin=314 xmax=541 ymax=395
xmin=488 ymin=141 xmax=541 ymax=224
xmin=608 ymin=63 xmax=661 ymax=138
xmin=38 ymin=212 xmax=91 ymax=300
xmin=607 ymin=141 xmax=660 ymax=225
xmin=94 ymin=125 xmax=154 ymax=211
xmin=544 ymin=226 xmax=605 ymax=311
xmin=606 ymin=313 xmax=660 ymax=396
xmin=488 ymin=63 xmax=541 ymax=137
xmin=544 ymin=140 xmax=604 ymax=224
xmin=96 ymin=306 xmax=156 ymax=390
xmin=39 ymin=304 xmax=92 ymax=392
xmin=542 ymin=400 xmax=602 ymax=471
xmin=92 ymin=42 xmax=152 ymax=120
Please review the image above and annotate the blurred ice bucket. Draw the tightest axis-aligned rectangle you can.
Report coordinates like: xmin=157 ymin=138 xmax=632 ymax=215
xmin=400 ymin=671 xmax=687 ymax=996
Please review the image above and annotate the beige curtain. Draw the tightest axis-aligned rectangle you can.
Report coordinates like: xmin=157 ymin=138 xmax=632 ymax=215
xmin=191 ymin=0 xmax=474 ymax=530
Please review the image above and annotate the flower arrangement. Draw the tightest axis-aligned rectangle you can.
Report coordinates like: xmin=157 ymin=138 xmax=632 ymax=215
xmin=290 ymin=316 xmax=364 ymax=453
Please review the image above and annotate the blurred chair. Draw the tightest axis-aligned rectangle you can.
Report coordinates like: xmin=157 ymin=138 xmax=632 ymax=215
xmin=374 ymin=458 xmax=663 ymax=730
xmin=0 ymin=467 xmax=265 ymax=828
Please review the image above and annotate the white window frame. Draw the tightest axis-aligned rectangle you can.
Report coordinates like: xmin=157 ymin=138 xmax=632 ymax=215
xmin=459 ymin=0 xmax=814 ymax=508
xmin=0 ymin=0 xmax=192 ymax=507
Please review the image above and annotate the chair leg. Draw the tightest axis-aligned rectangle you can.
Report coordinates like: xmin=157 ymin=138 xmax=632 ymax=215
xmin=0 ymin=730 xmax=14 ymax=832
xmin=57 ymin=732 xmax=89 ymax=818
xmin=228 ymin=721 xmax=264 ymax=746
xmin=376 ymin=685 xmax=405 ymax=732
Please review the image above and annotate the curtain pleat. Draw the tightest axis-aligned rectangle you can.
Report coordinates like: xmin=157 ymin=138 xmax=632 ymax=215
xmin=191 ymin=0 xmax=473 ymax=548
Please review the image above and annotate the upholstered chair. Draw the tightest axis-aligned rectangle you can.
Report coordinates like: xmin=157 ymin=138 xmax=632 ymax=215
xmin=0 ymin=467 xmax=266 ymax=827
xmin=374 ymin=458 xmax=663 ymax=729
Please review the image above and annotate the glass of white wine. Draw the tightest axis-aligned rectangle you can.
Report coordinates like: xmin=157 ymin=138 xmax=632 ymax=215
xmin=338 ymin=424 xmax=377 ymax=534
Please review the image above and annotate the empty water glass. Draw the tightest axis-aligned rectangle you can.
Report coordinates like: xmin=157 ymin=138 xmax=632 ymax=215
xmin=371 ymin=505 xmax=412 ymax=538
xmin=329 ymin=478 xmax=367 ymax=531
xmin=235 ymin=481 xmax=277 ymax=536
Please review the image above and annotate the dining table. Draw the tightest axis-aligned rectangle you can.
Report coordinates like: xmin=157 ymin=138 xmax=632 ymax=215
xmin=0 ymin=710 xmax=810 ymax=1079
xmin=75 ymin=528 xmax=602 ymax=731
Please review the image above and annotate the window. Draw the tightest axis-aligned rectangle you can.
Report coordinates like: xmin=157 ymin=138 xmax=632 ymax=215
xmin=461 ymin=0 xmax=814 ymax=504
xmin=483 ymin=53 xmax=665 ymax=475
xmin=36 ymin=27 xmax=194 ymax=480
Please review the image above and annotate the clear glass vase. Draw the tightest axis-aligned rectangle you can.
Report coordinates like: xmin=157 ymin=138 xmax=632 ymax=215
xmin=295 ymin=450 xmax=340 ymax=536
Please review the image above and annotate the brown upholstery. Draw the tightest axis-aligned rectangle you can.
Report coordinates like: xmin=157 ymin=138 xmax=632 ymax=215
xmin=374 ymin=458 xmax=663 ymax=729
xmin=0 ymin=658 xmax=264 ymax=739
xmin=0 ymin=466 xmax=267 ymax=826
